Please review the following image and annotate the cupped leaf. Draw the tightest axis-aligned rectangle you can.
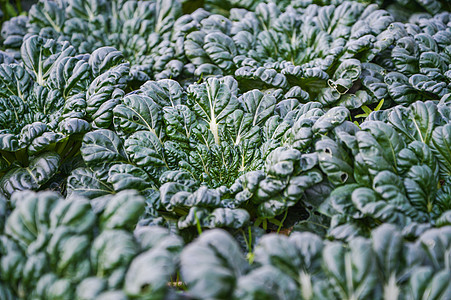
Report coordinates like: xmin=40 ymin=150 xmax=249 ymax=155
xmin=180 ymin=229 xmax=247 ymax=299
xmin=0 ymin=152 xmax=60 ymax=197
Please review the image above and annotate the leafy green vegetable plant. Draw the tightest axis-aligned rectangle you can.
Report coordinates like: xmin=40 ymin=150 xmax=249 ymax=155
xmin=0 ymin=35 xmax=129 ymax=196
xmin=0 ymin=190 xmax=183 ymax=300
xmin=318 ymin=101 xmax=451 ymax=239
xmin=180 ymin=225 xmax=451 ymax=300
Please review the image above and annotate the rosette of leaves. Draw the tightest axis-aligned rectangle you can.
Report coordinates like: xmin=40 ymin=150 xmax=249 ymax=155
xmin=317 ymin=101 xmax=451 ymax=240
xmin=380 ymin=12 xmax=451 ymax=106
xmin=67 ymin=76 xmax=274 ymax=231
xmin=180 ymin=225 xmax=451 ymax=300
xmin=2 ymin=0 xmax=184 ymax=84
xmin=180 ymin=1 xmax=395 ymax=110
xmin=0 ymin=190 xmax=183 ymax=300
xmin=67 ymin=76 xmax=360 ymax=232
xmin=0 ymin=35 xmax=130 ymax=197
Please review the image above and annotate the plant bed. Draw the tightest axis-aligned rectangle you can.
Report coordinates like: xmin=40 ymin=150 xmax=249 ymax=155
xmin=0 ymin=0 xmax=450 ymax=299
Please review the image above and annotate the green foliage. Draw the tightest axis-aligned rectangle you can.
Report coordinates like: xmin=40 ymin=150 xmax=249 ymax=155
xmin=67 ymin=78 xmax=358 ymax=232
xmin=3 ymin=0 xmax=185 ymax=83
xmin=180 ymin=225 xmax=451 ymax=300
xmin=0 ymin=1 xmax=450 ymax=299
xmin=317 ymin=101 xmax=451 ymax=240
xmin=0 ymin=35 xmax=130 ymax=196
xmin=0 ymin=190 xmax=183 ymax=300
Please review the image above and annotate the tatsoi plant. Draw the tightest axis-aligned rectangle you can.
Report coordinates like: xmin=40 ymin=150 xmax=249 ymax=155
xmin=317 ymin=101 xmax=451 ymax=239
xmin=3 ymin=0 xmax=184 ymax=84
xmin=0 ymin=190 xmax=183 ymax=300
xmin=0 ymin=35 xmax=129 ymax=197
xmin=381 ymin=13 xmax=451 ymax=105
xmin=67 ymin=76 xmax=285 ymax=231
xmin=180 ymin=225 xmax=451 ymax=300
